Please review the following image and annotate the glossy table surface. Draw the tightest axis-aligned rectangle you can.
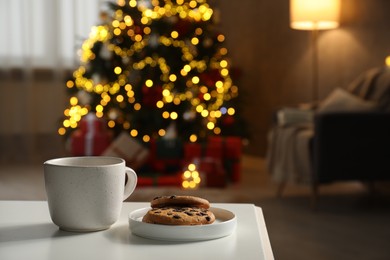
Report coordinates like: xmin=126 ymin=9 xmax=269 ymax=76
xmin=0 ymin=201 xmax=274 ymax=260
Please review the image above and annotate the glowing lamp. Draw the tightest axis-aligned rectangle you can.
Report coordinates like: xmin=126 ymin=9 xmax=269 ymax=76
xmin=386 ymin=56 xmax=390 ymax=67
xmin=290 ymin=0 xmax=340 ymax=30
xmin=290 ymin=0 xmax=340 ymax=102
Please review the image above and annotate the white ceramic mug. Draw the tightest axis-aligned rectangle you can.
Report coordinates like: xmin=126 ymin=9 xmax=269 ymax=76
xmin=44 ymin=156 xmax=137 ymax=232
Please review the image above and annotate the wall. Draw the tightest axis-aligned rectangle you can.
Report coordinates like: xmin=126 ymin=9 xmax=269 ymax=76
xmin=0 ymin=73 xmax=66 ymax=135
xmin=216 ymin=0 xmax=390 ymax=156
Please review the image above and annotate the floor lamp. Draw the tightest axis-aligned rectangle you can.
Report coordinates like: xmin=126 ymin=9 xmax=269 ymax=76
xmin=290 ymin=0 xmax=340 ymax=103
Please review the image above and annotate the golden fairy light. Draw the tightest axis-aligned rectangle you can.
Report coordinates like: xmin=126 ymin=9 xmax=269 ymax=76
xmin=182 ymin=163 xmax=201 ymax=189
xmin=386 ymin=56 xmax=390 ymax=67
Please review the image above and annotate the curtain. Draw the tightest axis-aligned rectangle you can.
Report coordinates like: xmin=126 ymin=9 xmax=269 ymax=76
xmin=0 ymin=0 xmax=110 ymax=163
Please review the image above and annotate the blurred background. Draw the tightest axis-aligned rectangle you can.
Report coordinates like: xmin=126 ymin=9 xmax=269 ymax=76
xmin=1 ymin=0 xmax=390 ymax=163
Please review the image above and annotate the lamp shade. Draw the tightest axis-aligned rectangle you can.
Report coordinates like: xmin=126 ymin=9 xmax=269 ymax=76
xmin=290 ymin=0 xmax=340 ymax=30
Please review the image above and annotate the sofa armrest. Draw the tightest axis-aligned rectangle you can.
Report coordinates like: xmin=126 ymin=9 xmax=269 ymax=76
xmin=313 ymin=112 xmax=390 ymax=183
xmin=274 ymin=107 xmax=314 ymax=127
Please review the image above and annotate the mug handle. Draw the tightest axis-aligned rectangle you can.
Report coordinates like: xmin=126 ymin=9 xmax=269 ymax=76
xmin=123 ymin=167 xmax=138 ymax=201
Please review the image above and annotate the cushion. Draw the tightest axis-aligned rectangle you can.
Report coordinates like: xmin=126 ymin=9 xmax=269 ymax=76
xmin=276 ymin=107 xmax=314 ymax=126
xmin=317 ymin=88 xmax=377 ymax=114
xmin=371 ymin=68 xmax=390 ymax=111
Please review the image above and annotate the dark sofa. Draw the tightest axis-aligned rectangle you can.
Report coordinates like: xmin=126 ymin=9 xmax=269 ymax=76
xmin=267 ymin=66 xmax=390 ymax=207
xmin=311 ymin=112 xmax=390 ymax=205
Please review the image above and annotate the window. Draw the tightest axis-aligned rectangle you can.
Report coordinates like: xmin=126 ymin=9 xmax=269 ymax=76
xmin=0 ymin=0 xmax=109 ymax=69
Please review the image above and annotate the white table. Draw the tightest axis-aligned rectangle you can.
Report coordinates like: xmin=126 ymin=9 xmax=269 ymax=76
xmin=0 ymin=201 xmax=274 ymax=260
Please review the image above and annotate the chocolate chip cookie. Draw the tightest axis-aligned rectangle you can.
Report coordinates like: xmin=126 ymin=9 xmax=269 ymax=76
xmin=142 ymin=207 xmax=215 ymax=225
xmin=150 ymin=195 xmax=210 ymax=209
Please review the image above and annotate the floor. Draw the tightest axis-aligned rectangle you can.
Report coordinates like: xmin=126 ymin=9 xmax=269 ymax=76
xmin=1 ymin=155 xmax=390 ymax=260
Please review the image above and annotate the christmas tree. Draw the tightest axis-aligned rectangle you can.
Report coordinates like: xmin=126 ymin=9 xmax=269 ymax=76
xmin=59 ymin=0 xmax=247 ymax=144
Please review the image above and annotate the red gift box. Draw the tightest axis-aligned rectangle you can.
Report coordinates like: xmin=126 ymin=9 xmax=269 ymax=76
xmin=137 ymin=177 xmax=154 ymax=187
xmin=184 ymin=138 xmax=224 ymax=159
xmin=184 ymin=136 xmax=242 ymax=184
xmin=136 ymin=174 xmax=182 ymax=187
xmin=70 ymin=114 xmax=112 ymax=156
xmin=198 ymin=157 xmax=226 ymax=187
xmin=137 ymin=136 xmax=242 ymax=187
xmin=184 ymin=142 xmax=201 ymax=160
xmin=185 ymin=136 xmax=242 ymax=160
xmin=147 ymin=138 xmax=183 ymax=173
xmin=221 ymin=136 xmax=242 ymax=159
xmin=205 ymin=137 xmax=224 ymax=159
xmin=208 ymin=136 xmax=242 ymax=183
xmin=157 ymin=174 xmax=183 ymax=186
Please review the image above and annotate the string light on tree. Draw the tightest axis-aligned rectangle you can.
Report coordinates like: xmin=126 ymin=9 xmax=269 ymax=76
xmin=182 ymin=163 xmax=201 ymax=189
xmin=60 ymin=0 xmax=246 ymax=143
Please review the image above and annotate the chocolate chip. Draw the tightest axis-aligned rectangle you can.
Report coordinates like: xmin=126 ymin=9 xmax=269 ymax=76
xmin=173 ymin=215 xmax=181 ymax=219
xmin=205 ymin=216 xmax=211 ymax=221
xmin=169 ymin=195 xmax=176 ymax=199
xmin=153 ymin=196 xmax=162 ymax=200
xmin=185 ymin=212 xmax=194 ymax=216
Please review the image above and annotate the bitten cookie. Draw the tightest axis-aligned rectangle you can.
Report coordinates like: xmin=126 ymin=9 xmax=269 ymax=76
xmin=142 ymin=207 xmax=215 ymax=225
xmin=151 ymin=195 xmax=210 ymax=209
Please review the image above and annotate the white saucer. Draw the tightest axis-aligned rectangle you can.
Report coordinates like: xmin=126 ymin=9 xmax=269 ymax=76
xmin=128 ymin=207 xmax=237 ymax=241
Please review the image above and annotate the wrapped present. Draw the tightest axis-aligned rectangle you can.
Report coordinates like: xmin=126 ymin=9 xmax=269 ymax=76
xmin=211 ymin=136 xmax=242 ymax=183
xmin=208 ymin=136 xmax=242 ymax=159
xmin=137 ymin=177 xmax=154 ymax=187
xmin=185 ymin=136 xmax=241 ymax=161
xmin=184 ymin=136 xmax=242 ymax=184
xmin=184 ymin=139 xmax=223 ymax=160
xmin=205 ymin=137 xmax=224 ymax=159
xmin=186 ymin=157 xmax=226 ymax=188
xmin=137 ymin=136 xmax=242 ymax=186
xmin=157 ymin=174 xmax=183 ymax=186
xmin=71 ymin=113 xmax=112 ymax=156
xmin=224 ymin=137 xmax=242 ymax=159
xmin=136 ymin=173 xmax=182 ymax=187
xmin=102 ymin=132 xmax=149 ymax=170
xmin=147 ymin=138 xmax=183 ymax=174
xmin=184 ymin=142 xmax=202 ymax=161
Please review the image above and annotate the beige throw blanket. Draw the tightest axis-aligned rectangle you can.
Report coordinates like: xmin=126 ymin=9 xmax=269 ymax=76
xmin=266 ymin=123 xmax=313 ymax=184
